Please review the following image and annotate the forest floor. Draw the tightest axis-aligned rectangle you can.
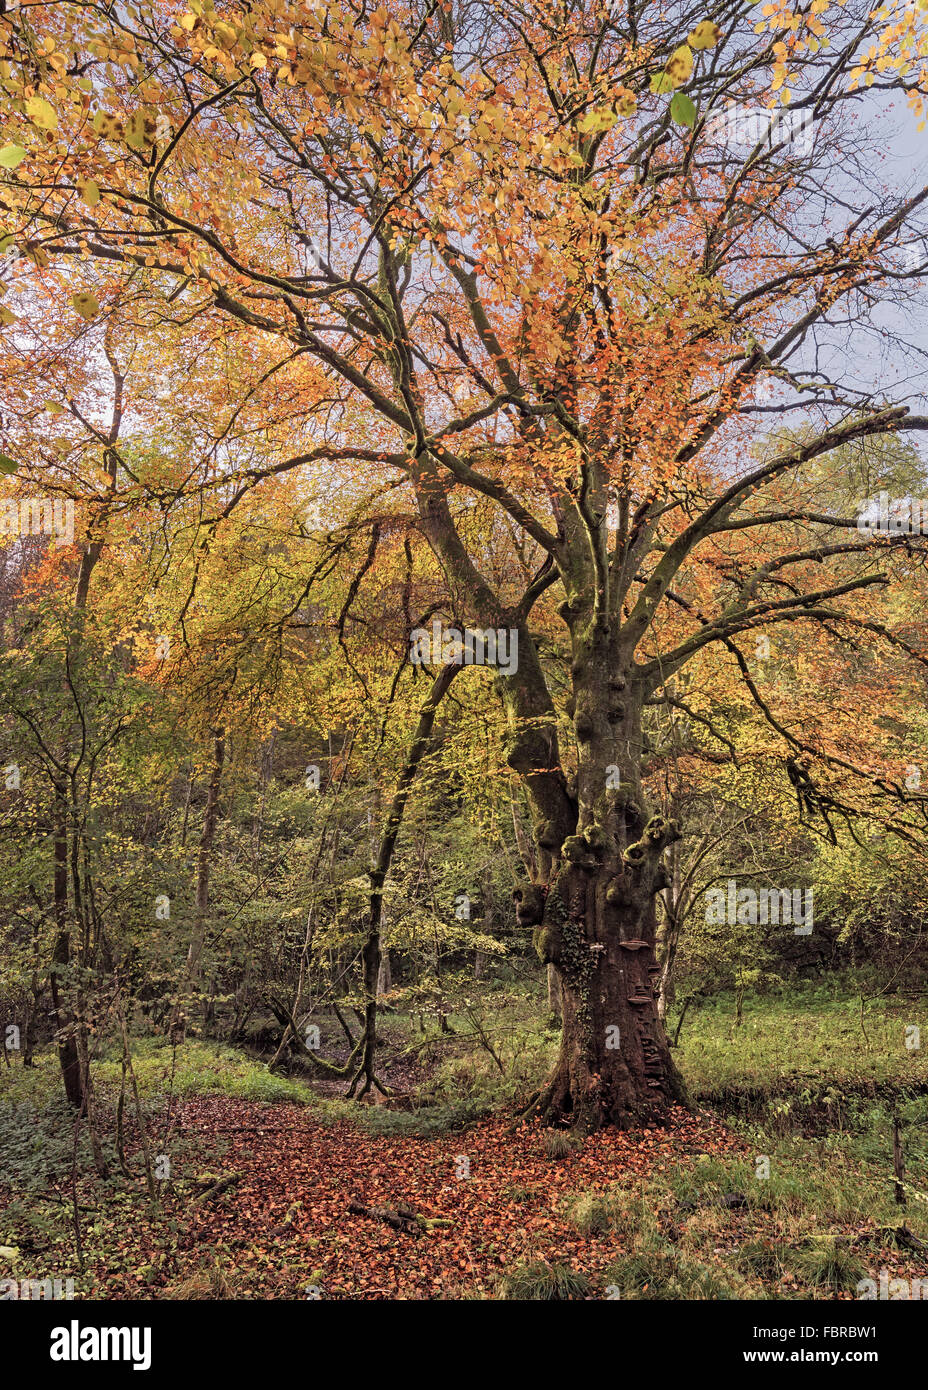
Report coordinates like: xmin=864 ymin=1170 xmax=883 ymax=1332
xmin=2 ymin=984 xmax=928 ymax=1300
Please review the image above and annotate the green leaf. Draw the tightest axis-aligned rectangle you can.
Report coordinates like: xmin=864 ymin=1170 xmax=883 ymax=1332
xmin=670 ymin=92 xmax=697 ymax=129
xmin=0 ymin=144 xmax=28 ymax=169
xmin=650 ymin=73 xmax=674 ymax=95
xmin=577 ymin=107 xmax=617 ymax=135
xmin=0 ymin=454 xmax=18 ymax=475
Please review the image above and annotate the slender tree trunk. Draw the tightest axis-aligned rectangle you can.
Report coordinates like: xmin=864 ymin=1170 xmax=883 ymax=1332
xmin=656 ymin=839 xmax=679 ymax=1021
xmin=50 ymin=371 xmax=122 ymax=1107
xmin=75 ymin=1003 xmax=108 ymax=1177
xmin=546 ymin=964 xmax=562 ymax=1022
xmin=24 ymin=927 xmax=40 ymax=1067
xmin=509 ymin=781 xmax=537 ymax=880
xmin=51 ymin=792 xmax=83 ymax=1108
xmin=376 ymin=949 xmax=392 ymax=999
xmin=185 ymin=728 xmax=225 ymax=987
xmin=350 ymin=660 xmax=461 ymax=1098
xmin=657 ymin=910 xmax=682 ymax=1023
xmin=22 ymin=1003 xmax=34 ymax=1067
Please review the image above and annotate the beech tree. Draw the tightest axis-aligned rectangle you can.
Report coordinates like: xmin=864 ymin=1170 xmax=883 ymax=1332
xmin=4 ymin=0 xmax=928 ymax=1127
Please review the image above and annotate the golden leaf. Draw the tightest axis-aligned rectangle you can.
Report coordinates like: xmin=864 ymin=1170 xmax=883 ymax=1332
xmin=665 ymin=46 xmax=694 ymax=88
xmin=71 ymin=291 xmax=100 ymax=321
xmin=688 ymin=21 xmax=723 ymax=51
xmin=25 ymin=96 xmax=58 ymax=131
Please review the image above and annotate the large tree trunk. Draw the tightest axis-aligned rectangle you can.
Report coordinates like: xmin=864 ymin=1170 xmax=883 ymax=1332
xmin=533 ymin=864 xmax=688 ymax=1129
xmin=515 ymin=644 xmax=689 ymax=1130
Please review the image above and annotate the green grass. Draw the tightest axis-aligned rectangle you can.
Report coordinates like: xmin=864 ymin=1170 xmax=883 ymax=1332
xmin=0 ymin=1039 xmax=316 ymax=1110
xmin=565 ymin=1187 xmax=660 ymax=1241
xmin=792 ymin=1238 xmax=868 ymax=1292
xmin=498 ymin=1261 xmax=592 ymax=1300
xmin=677 ymin=986 xmax=928 ymax=1099
xmin=602 ymin=1247 xmax=755 ymax=1300
xmin=542 ymin=1130 xmax=583 ymax=1160
xmin=561 ymin=1153 xmax=910 ymax=1300
xmin=669 ymin=987 xmax=928 ymax=1238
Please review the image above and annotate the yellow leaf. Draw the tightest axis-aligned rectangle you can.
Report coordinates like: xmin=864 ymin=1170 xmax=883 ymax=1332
xmin=92 ymin=111 xmax=123 ymax=141
xmin=71 ymin=291 xmax=100 ymax=321
xmin=688 ymin=21 xmax=722 ymax=50
xmin=665 ymin=45 xmax=694 ymax=88
xmin=214 ymin=22 xmax=238 ymax=50
xmin=25 ymin=95 xmax=58 ymax=131
xmin=0 ymin=144 xmax=27 ymax=169
xmin=78 ymin=178 xmax=101 ymax=207
xmin=125 ymin=109 xmax=156 ymax=150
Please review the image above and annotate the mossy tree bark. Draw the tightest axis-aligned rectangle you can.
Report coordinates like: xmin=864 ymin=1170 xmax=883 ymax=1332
xmin=512 ymin=631 xmax=688 ymax=1128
